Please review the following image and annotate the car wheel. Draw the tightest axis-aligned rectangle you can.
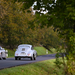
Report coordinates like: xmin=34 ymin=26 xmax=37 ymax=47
xmin=34 ymin=54 xmax=36 ymax=60
xmin=19 ymin=58 xmax=21 ymax=60
xmin=15 ymin=57 xmax=17 ymax=60
xmin=31 ymin=55 xmax=34 ymax=60
xmin=3 ymin=58 xmax=6 ymax=60
xmin=0 ymin=53 xmax=2 ymax=60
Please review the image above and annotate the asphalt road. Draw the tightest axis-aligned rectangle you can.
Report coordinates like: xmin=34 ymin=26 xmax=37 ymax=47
xmin=0 ymin=54 xmax=56 ymax=70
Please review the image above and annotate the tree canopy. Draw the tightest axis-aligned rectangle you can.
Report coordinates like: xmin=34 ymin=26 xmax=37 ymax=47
xmin=0 ymin=0 xmax=75 ymax=74
xmin=12 ymin=0 xmax=75 ymax=74
xmin=0 ymin=0 xmax=61 ymax=50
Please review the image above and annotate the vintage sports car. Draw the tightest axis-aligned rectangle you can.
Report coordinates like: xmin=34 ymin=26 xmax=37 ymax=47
xmin=0 ymin=46 xmax=6 ymax=60
xmin=15 ymin=44 xmax=37 ymax=60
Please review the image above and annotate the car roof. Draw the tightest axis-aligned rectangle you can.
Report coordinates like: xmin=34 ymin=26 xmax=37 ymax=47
xmin=18 ymin=44 xmax=32 ymax=48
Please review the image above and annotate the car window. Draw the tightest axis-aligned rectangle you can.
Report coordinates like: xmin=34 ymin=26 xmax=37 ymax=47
xmin=18 ymin=46 xmax=30 ymax=48
xmin=22 ymin=48 xmax=25 ymax=51
xmin=17 ymin=47 xmax=30 ymax=51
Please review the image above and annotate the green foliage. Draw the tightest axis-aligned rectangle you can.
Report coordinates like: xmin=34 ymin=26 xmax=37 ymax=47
xmin=0 ymin=1 xmax=36 ymax=49
xmin=0 ymin=0 xmax=61 ymax=51
xmin=32 ymin=26 xmax=62 ymax=51
xmin=8 ymin=49 xmax=15 ymax=57
xmin=24 ymin=0 xmax=75 ymax=74
xmin=66 ymin=35 xmax=75 ymax=74
xmin=55 ymin=48 xmax=67 ymax=73
xmin=1 ymin=0 xmax=75 ymax=74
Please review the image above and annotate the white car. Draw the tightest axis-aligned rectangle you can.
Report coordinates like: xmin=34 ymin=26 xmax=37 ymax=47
xmin=15 ymin=44 xmax=37 ymax=60
xmin=0 ymin=46 xmax=6 ymax=60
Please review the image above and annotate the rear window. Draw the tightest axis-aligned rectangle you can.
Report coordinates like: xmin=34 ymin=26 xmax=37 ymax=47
xmin=18 ymin=46 xmax=30 ymax=48
xmin=17 ymin=47 xmax=30 ymax=51
xmin=22 ymin=48 xmax=25 ymax=51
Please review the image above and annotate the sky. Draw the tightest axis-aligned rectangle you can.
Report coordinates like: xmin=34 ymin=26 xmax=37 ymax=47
xmin=32 ymin=2 xmax=48 ymax=14
xmin=32 ymin=0 xmax=57 ymax=14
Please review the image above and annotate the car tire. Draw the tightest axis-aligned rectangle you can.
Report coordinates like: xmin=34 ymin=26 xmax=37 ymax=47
xmin=0 ymin=53 xmax=2 ymax=60
xmin=15 ymin=57 xmax=17 ymax=60
xmin=34 ymin=54 xmax=36 ymax=60
xmin=3 ymin=58 xmax=6 ymax=60
xmin=34 ymin=57 xmax=36 ymax=60
xmin=19 ymin=58 xmax=21 ymax=60
xmin=31 ymin=55 xmax=34 ymax=60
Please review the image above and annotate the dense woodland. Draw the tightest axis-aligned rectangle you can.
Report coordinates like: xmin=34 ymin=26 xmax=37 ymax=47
xmin=0 ymin=0 xmax=75 ymax=75
xmin=0 ymin=0 xmax=61 ymax=50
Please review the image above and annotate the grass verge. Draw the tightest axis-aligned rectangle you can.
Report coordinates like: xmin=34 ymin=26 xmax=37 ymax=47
xmin=34 ymin=46 xmax=51 ymax=55
xmin=0 ymin=59 xmax=64 ymax=75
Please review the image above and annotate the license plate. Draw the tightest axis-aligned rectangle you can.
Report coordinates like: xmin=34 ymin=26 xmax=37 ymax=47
xmin=21 ymin=52 xmax=26 ymax=55
xmin=22 ymin=48 xmax=25 ymax=51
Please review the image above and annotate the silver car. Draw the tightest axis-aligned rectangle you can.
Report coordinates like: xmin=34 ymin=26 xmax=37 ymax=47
xmin=0 ymin=46 xmax=6 ymax=60
xmin=15 ymin=44 xmax=37 ymax=60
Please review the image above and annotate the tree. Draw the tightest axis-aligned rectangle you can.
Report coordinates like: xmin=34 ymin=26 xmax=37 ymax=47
xmin=34 ymin=26 xmax=61 ymax=52
xmin=0 ymin=1 xmax=22 ymax=49
xmin=13 ymin=0 xmax=75 ymax=74
xmin=0 ymin=0 xmax=61 ymax=51
xmin=0 ymin=1 xmax=36 ymax=49
xmin=1 ymin=0 xmax=75 ymax=74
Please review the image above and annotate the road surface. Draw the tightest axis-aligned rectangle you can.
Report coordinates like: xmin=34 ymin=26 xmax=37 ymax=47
xmin=0 ymin=54 xmax=56 ymax=70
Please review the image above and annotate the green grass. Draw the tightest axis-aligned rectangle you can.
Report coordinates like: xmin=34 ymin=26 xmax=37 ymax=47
xmin=50 ymin=48 xmax=57 ymax=53
xmin=34 ymin=46 xmax=51 ymax=55
xmin=0 ymin=59 xmax=64 ymax=75
xmin=8 ymin=49 xmax=15 ymax=57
